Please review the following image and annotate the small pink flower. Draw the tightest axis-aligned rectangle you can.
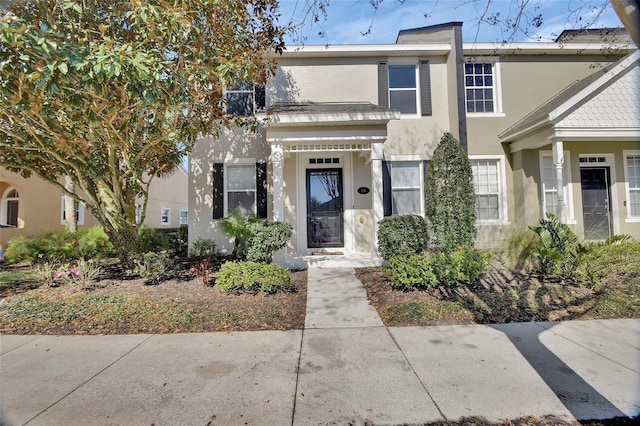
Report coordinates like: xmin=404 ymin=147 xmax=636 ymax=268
xmin=54 ymin=271 xmax=63 ymax=278
xmin=71 ymin=267 xmax=79 ymax=276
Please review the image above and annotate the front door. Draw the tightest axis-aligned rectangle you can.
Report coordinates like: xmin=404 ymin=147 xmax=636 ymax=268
xmin=306 ymin=168 xmax=344 ymax=248
xmin=581 ymin=168 xmax=612 ymax=240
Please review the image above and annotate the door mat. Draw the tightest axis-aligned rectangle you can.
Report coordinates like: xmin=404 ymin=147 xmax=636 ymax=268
xmin=311 ymin=251 xmax=343 ymax=256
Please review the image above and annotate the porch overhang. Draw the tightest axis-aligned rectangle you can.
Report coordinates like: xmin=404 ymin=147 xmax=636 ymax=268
xmin=257 ymin=102 xmax=400 ymax=153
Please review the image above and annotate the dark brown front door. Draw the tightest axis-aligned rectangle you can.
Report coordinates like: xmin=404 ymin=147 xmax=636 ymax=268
xmin=581 ymin=168 xmax=611 ymax=240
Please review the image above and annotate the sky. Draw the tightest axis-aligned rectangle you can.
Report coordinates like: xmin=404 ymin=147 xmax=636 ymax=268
xmin=276 ymin=0 xmax=624 ymax=45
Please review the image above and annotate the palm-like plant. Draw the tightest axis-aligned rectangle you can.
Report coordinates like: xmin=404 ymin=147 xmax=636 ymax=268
xmin=220 ymin=212 xmax=256 ymax=259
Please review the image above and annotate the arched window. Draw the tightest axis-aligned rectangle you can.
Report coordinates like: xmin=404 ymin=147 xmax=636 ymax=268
xmin=1 ymin=187 xmax=19 ymax=227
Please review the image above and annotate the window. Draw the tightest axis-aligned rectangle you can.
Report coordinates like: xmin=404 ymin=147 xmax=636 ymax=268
xmin=160 ymin=208 xmax=171 ymax=226
xmin=225 ymin=164 xmax=256 ymax=215
xmin=390 ymin=162 xmax=422 ymax=215
xmin=470 ymin=157 xmax=508 ymax=223
xmin=625 ymin=152 xmax=640 ymax=218
xmin=60 ymin=197 xmax=85 ymax=225
xmin=1 ymin=187 xmax=19 ymax=227
xmin=180 ymin=209 xmax=188 ymax=226
xmin=465 ymin=60 xmax=501 ymax=114
xmin=539 ymin=152 xmax=575 ymax=222
xmin=388 ymin=65 xmax=418 ymax=115
xmin=225 ymin=83 xmax=265 ymax=116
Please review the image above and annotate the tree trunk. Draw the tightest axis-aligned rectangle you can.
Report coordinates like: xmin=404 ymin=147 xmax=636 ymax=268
xmin=103 ymin=223 xmax=140 ymax=269
xmin=64 ymin=176 xmax=77 ymax=233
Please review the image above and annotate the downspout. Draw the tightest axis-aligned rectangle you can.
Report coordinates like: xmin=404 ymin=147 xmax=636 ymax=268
xmin=453 ymin=23 xmax=469 ymax=151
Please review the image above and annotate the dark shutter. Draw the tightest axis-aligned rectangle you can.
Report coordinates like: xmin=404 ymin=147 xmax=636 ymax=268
xmin=212 ymin=163 xmax=224 ymax=219
xmin=382 ymin=160 xmax=392 ymax=216
xmin=378 ymin=62 xmax=388 ymax=107
xmin=423 ymin=159 xmax=430 ymax=194
xmin=419 ymin=61 xmax=432 ymax=116
xmin=256 ymin=162 xmax=267 ymax=218
xmin=255 ymin=85 xmax=266 ymax=111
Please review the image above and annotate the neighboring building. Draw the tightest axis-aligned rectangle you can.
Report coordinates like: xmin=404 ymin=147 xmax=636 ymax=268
xmin=0 ymin=166 xmax=188 ymax=246
xmin=188 ymin=22 xmax=639 ymax=265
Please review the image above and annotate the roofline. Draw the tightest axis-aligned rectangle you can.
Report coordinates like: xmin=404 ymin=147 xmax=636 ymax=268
xmin=395 ymin=21 xmax=463 ymax=43
xmin=463 ymin=42 xmax=635 ymax=55
xmin=268 ymin=42 xmax=634 ymax=59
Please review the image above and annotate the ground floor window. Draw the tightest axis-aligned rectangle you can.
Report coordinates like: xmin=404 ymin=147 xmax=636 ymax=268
xmin=1 ymin=187 xmax=19 ymax=227
xmin=180 ymin=209 xmax=188 ymax=225
xmin=390 ymin=162 xmax=422 ymax=215
xmin=161 ymin=207 xmax=171 ymax=225
xmin=60 ymin=196 xmax=85 ymax=225
xmin=539 ymin=151 xmax=574 ymax=222
xmin=470 ymin=156 xmax=508 ymax=223
xmin=225 ymin=163 xmax=256 ymax=215
xmin=624 ymin=151 xmax=640 ymax=219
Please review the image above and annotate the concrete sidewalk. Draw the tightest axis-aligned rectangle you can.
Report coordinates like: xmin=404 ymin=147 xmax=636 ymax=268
xmin=1 ymin=268 xmax=639 ymax=425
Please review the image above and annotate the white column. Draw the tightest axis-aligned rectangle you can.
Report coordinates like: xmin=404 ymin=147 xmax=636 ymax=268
xmin=371 ymin=142 xmax=384 ymax=258
xmin=552 ymin=139 xmax=566 ymax=223
xmin=270 ymin=144 xmax=286 ymax=263
xmin=270 ymin=144 xmax=284 ymax=222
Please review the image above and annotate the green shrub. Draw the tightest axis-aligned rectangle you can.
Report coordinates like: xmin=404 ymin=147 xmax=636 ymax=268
xmin=5 ymin=227 xmax=114 ymax=264
xmin=502 ymin=227 xmax=541 ymax=271
xmin=377 ymin=215 xmax=430 ymax=261
xmin=575 ymin=235 xmax=640 ymax=287
xmin=133 ymin=251 xmax=174 ymax=284
xmin=220 ymin=212 xmax=256 ymax=259
xmin=246 ymin=220 xmax=293 ymax=263
xmin=384 ymin=255 xmax=438 ymax=291
xmin=529 ymin=214 xmax=584 ymax=279
xmin=190 ymin=237 xmax=218 ymax=260
xmin=215 ymin=261 xmax=293 ymax=293
xmin=384 ymin=248 xmax=491 ymax=290
xmin=425 ymin=132 xmax=476 ymax=252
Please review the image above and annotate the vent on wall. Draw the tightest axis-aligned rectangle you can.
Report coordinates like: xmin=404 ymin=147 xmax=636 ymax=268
xmin=309 ymin=158 xmax=340 ymax=164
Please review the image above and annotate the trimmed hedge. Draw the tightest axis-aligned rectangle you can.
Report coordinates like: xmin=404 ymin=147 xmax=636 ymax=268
xmin=215 ymin=261 xmax=293 ymax=294
xmin=246 ymin=220 xmax=292 ymax=263
xmin=377 ymin=214 xmax=430 ymax=262
xmin=383 ymin=247 xmax=492 ymax=290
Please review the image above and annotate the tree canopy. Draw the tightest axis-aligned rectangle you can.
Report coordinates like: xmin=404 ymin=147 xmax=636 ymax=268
xmin=0 ymin=0 xmax=284 ymax=258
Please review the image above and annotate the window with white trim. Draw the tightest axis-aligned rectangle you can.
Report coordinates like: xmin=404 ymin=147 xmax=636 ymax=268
xmin=225 ymin=164 xmax=256 ymax=215
xmin=390 ymin=162 xmax=422 ymax=215
xmin=180 ymin=209 xmax=188 ymax=226
xmin=388 ymin=64 xmax=418 ymax=115
xmin=464 ymin=60 xmax=501 ymax=114
xmin=225 ymin=82 xmax=264 ymax=116
xmin=160 ymin=208 xmax=171 ymax=226
xmin=1 ymin=187 xmax=19 ymax=227
xmin=470 ymin=157 xmax=508 ymax=223
xmin=625 ymin=153 xmax=640 ymax=217
xmin=539 ymin=153 xmax=573 ymax=220
xmin=60 ymin=197 xmax=85 ymax=225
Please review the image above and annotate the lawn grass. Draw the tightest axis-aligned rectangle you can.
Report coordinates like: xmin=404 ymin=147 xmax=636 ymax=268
xmin=0 ymin=268 xmax=36 ymax=285
xmin=384 ymin=299 xmax=470 ymax=325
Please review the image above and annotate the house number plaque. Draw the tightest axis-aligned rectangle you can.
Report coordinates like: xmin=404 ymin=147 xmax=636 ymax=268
xmin=357 ymin=187 xmax=370 ymax=194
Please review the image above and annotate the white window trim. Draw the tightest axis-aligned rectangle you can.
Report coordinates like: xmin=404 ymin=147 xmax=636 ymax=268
xmin=539 ymin=150 xmax=576 ymax=224
xmin=464 ymin=57 xmax=504 ymax=117
xmin=224 ymin=84 xmax=258 ymax=116
xmin=223 ymin=159 xmax=257 ymax=217
xmin=622 ymin=150 xmax=640 ymax=222
xmin=389 ymin=161 xmax=424 ymax=216
xmin=60 ymin=196 xmax=85 ymax=226
xmin=387 ymin=58 xmax=421 ymax=119
xmin=179 ymin=209 xmax=188 ymax=226
xmin=470 ymin=155 xmax=510 ymax=225
xmin=160 ymin=207 xmax=171 ymax=226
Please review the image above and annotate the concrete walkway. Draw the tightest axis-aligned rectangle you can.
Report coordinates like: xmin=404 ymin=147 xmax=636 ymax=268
xmin=1 ymin=267 xmax=639 ymax=425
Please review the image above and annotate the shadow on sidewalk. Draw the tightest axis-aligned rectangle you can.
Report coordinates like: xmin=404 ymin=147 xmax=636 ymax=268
xmin=489 ymin=323 xmax=629 ymax=421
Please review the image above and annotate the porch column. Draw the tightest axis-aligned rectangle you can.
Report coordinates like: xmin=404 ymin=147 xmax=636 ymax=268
xmin=270 ymin=144 xmax=284 ymax=221
xmin=371 ymin=142 xmax=384 ymax=258
xmin=552 ymin=139 xmax=566 ymax=223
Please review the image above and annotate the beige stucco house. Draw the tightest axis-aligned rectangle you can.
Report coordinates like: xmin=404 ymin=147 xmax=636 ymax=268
xmin=188 ymin=22 xmax=639 ymax=266
xmin=0 ymin=166 xmax=188 ymax=246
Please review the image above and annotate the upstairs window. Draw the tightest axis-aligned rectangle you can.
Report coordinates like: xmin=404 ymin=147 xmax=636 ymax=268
xmin=225 ymin=83 xmax=265 ymax=116
xmin=465 ymin=61 xmax=501 ymax=114
xmin=388 ymin=65 xmax=418 ymax=115
xmin=160 ymin=208 xmax=171 ymax=226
